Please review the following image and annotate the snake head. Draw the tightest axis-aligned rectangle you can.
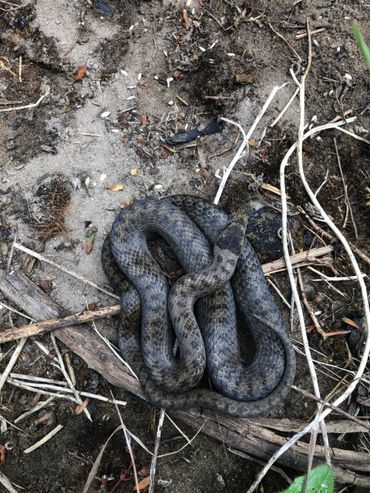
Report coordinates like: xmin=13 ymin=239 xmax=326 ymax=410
xmin=215 ymin=217 xmax=247 ymax=258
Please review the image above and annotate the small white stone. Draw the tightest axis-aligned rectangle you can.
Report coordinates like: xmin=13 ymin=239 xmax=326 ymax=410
xmin=100 ymin=111 xmax=110 ymax=118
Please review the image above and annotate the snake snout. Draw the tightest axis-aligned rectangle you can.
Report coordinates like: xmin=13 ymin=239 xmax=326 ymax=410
xmin=215 ymin=217 xmax=247 ymax=257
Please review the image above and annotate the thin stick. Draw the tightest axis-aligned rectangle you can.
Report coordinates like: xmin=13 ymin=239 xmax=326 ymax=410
xmin=14 ymin=396 xmax=55 ymax=424
xmin=270 ymin=87 xmax=299 ymax=128
xmin=296 ymin=28 xmax=326 ymax=39
xmin=23 ymin=424 xmax=63 ymax=454
xmin=298 ymin=206 xmax=370 ymax=267
xmin=12 ymin=242 xmax=119 ymax=300
xmin=0 ymin=338 xmax=27 ymax=392
xmin=262 ymin=245 xmax=333 ymax=275
xmin=0 ymin=471 xmax=19 ymax=493
xmin=110 ymin=391 xmax=140 ymax=493
xmin=268 ymin=23 xmax=302 ymax=61
xmin=0 ymin=301 xmax=35 ymax=322
xmin=213 ymin=83 xmax=286 ymax=205
xmin=8 ymin=378 xmax=127 ymax=406
xmin=149 ymin=410 xmax=166 ymax=493
xmin=0 ymin=87 xmax=50 ymax=113
xmin=82 ymin=425 xmax=123 ymax=493
xmin=0 ymin=304 xmax=121 ymax=343
xmin=292 ymin=386 xmax=370 ymax=432
xmin=297 ymin=268 xmax=326 ymax=338
xmin=6 ymin=231 xmax=18 ymax=273
xmin=50 ymin=334 xmax=92 ymax=422
xmin=334 ymin=138 xmax=358 ymax=239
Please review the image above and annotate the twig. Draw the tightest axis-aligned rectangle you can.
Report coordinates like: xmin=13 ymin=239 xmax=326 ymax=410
xmin=0 ymin=304 xmax=121 ymax=343
xmin=7 ymin=378 xmax=128 ymax=407
xmin=296 ymin=28 xmax=326 ymax=39
xmin=0 ymin=338 xmax=27 ymax=392
xmin=50 ymin=334 xmax=92 ymax=421
xmin=213 ymin=83 xmax=286 ymax=205
xmin=308 ymin=267 xmax=367 ymax=282
xmin=229 ymin=447 xmax=292 ymax=485
xmin=0 ymin=87 xmax=50 ymax=113
xmin=0 ymin=300 xmax=35 ymax=322
xmin=297 ymin=268 xmax=326 ymax=338
xmin=111 ymin=391 xmax=140 ymax=493
xmin=292 ymin=386 xmax=370 ymax=433
xmin=149 ymin=410 xmax=165 ymax=493
xmin=23 ymin=424 xmax=63 ymax=454
xmin=334 ymin=138 xmax=358 ymax=239
xmin=12 ymin=242 xmax=119 ymax=300
xmin=262 ymin=245 xmax=334 ymax=275
xmin=6 ymin=231 xmax=17 ymax=273
xmin=82 ymin=425 xmax=123 ymax=493
xmin=268 ymin=23 xmax=302 ymax=62
xmin=0 ymin=471 xmax=19 ymax=493
xmin=298 ymin=206 xmax=370 ymax=267
xmin=270 ymin=86 xmax=300 ymax=128
xmin=14 ymin=396 xmax=55 ymax=424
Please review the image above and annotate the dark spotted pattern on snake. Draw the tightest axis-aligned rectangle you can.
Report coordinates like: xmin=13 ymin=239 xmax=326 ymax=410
xmin=102 ymin=195 xmax=296 ymax=417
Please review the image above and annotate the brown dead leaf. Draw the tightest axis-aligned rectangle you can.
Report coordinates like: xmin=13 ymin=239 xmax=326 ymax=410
xmin=135 ymin=476 xmax=151 ymax=491
xmin=140 ymin=115 xmax=148 ymax=125
xmin=75 ymin=66 xmax=87 ymax=81
xmin=35 ymin=279 xmax=54 ymax=293
xmin=118 ymin=198 xmax=133 ymax=209
xmin=172 ymin=69 xmax=183 ymax=81
xmin=108 ymin=183 xmax=124 ymax=192
xmin=85 ymin=234 xmax=96 ymax=254
xmin=235 ymin=73 xmax=255 ymax=84
xmin=0 ymin=444 xmax=6 ymax=464
xmin=182 ymin=8 xmax=191 ymax=30
xmin=74 ymin=398 xmax=89 ymax=415
xmin=342 ymin=317 xmax=360 ymax=329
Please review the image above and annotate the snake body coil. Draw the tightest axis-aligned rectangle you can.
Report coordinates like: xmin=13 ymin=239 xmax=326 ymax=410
xmin=102 ymin=196 xmax=296 ymax=417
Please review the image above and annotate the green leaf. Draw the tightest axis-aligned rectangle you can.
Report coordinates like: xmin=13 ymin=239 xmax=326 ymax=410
xmin=353 ymin=23 xmax=370 ymax=71
xmin=280 ymin=465 xmax=334 ymax=493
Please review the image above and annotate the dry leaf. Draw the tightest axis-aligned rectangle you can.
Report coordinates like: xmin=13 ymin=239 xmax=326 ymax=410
xmin=140 ymin=115 xmax=148 ymax=125
xmin=74 ymin=398 xmax=89 ymax=415
xmin=172 ymin=69 xmax=183 ymax=81
xmin=75 ymin=66 xmax=87 ymax=81
xmin=182 ymin=8 xmax=191 ymax=30
xmin=35 ymin=279 xmax=54 ymax=293
xmin=342 ymin=317 xmax=360 ymax=329
xmin=0 ymin=444 xmax=5 ymax=464
xmin=108 ymin=183 xmax=124 ymax=192
xmin=135 ymin=476 xmax=151 ymax=491
xmin=235 ymin=73 xmax=255 ymax=84
xmin=85 ymin=234 xmax=96 ymax=254
xmin=130 ymin=168 xmax=139 ymax=176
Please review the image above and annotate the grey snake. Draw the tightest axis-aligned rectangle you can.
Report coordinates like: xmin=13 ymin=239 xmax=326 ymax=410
xmin=102 ymin=195 xmax=296 ymax=417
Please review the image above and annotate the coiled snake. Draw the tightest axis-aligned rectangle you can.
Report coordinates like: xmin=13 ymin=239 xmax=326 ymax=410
xmin=102 ymin=195 xmax=296 ymax=417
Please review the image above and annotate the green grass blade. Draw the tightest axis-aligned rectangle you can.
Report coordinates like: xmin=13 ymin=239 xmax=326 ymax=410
xmin=353 ymin=23 xmax=370 ymax=71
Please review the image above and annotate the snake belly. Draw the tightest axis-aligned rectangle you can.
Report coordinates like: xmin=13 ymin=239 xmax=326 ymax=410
xmin=102 ymin=195 xmax=296 ymax=417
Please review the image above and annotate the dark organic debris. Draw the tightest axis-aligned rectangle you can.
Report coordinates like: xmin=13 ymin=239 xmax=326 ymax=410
xmin=26 ymin=173 xmax=71 ymax=242
xmin=165 ymin=118 xmax=224 ymax=145
xmin=94 ymin=0 xmax=116 ymax=18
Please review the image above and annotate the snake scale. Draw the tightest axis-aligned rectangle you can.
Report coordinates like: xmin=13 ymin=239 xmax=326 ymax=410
xmin=102 ymin=195 xmax=296 ymax=417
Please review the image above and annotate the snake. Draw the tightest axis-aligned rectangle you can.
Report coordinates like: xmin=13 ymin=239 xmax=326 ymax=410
xmin=102 ymin=195 xmax=296 ymax=417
